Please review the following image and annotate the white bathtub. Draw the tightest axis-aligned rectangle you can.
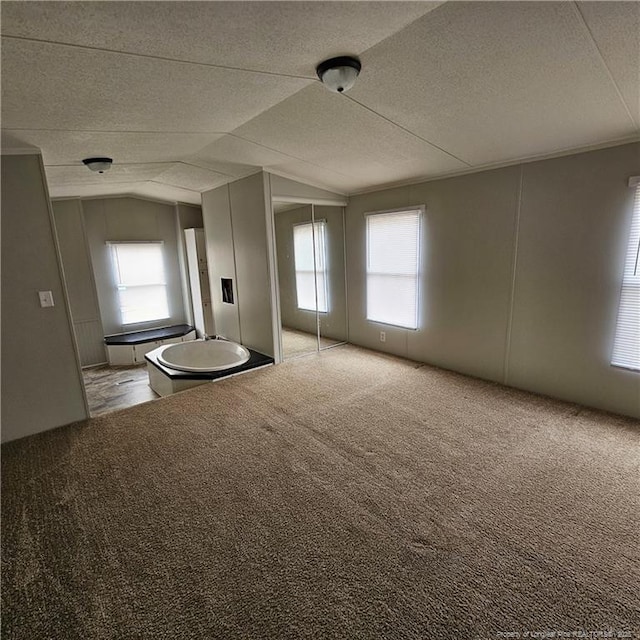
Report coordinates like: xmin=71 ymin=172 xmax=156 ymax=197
xmin=157 ymin=339 xmax=250 ymax=373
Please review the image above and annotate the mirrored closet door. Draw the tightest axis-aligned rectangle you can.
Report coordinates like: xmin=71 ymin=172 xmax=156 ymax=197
xmin=315 ymin=205 xmax=347 ymax=350
xmin=273 ymin=201 xmax=347 ymax=361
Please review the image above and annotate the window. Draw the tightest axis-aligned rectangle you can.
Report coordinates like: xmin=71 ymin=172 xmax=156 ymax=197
xmin=612 ymin=185 xmax=640 ymax=371
xmin=366 ymin=208 xmax=421 ymax=329
xmin=293 ymin=221 xmax=328 ymax=313
xmin=108 ymin=241 xmax=169 ymax=325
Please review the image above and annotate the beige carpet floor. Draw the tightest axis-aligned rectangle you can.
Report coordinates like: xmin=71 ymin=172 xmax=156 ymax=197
xmin=282 ymin=326 xmax=319 ymax=359
xmin=2 ymin=345 xmax=639 ymax=639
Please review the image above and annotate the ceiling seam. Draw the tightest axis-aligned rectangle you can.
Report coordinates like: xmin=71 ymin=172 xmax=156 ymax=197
xmin=211 ymin=3 xmax=456 ymax=181
xmin=47 ymin=161 xmax=175 ymax=167
xmin=177 ymin=160 xmax=254 ymax=179
xmin=175 ymin=160 xmax=244 ymax=179
xmin=571 ymin=1 xmax=638 ymax=130
xmin=151 ymin=162 xmax=236 ymax=186
xmin=50 ymin=181 xmax=148 ymax=187
xmin=53 ymin=192 xmax=181 ymax=206
xmin=1 ymin=3 xmax=447 ymax=84
xmin=3 ymin=127 xmax=229 ymax=135
xmin=0 ymin=34 xmax=317 ymax=81
xmin=147 ymin=179 xmax=201 ymax=194
xmin=13 ymin=124 xmax=363 ymax=183
xmin=46 ymin=160 xmax=238 ymax=179
xmin=16 ymin=127 xmax=359 ymax=184
xmin=224 ymin=133 xmax=365 ymax=181
xmin=343 ymin=95 xmax=472 ymax=167
xmin=356 ymin=1 xmax=449 ymax=60
xmin=267 ymin=168 xmax=348 ymax=197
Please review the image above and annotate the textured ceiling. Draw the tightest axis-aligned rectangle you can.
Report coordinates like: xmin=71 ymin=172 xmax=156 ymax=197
xmin=1 ymin=1 xmax=638 ymax=205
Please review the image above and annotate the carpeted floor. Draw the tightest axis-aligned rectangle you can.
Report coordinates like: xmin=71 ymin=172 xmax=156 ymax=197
xmin=281 ymin=327 xmax=343 ymax=360
xmin=2 ymin=345 xmax=639 ymax=639
xmin=282 ymin=326 xmax=319 ymax=359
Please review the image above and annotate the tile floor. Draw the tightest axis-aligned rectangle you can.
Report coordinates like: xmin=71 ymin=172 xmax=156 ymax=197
xmin=83 ymin=364 xmax=159 ymax=417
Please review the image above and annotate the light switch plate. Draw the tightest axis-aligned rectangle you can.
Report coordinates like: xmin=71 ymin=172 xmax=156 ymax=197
xmin=38 ymin=290 xmax=55 ymax=308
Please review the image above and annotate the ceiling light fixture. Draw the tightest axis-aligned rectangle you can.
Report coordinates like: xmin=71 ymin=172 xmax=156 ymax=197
xmin=82 ymin=157 xmax=113 ymax=173
xmin=316 ymin=56 xmax=361 ymax=94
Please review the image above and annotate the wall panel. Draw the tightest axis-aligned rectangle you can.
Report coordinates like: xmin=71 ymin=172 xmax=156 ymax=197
xmin=1 ymin=154 xmax=87 ymax=442
xmin=229 ymin=173 xmax=274 ymax=356
xmin=508 ymin=144 xmax=640 ymax=416
xmin=82 ymin=197 xmax=186 ymax=336
xmin=52 ymin=199 xmax=105 ymax=365
xmin=345 ymin=143 xmax=640 ymax=417
xmin=202 ymin=185 xmax=241 ymax=343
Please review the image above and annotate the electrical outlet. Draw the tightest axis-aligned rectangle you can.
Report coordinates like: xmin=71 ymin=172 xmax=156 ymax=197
xmin=38 ymin=290 xmax=55 ymax=308
xmin=379 ymin=331 xmax=386 ymax=343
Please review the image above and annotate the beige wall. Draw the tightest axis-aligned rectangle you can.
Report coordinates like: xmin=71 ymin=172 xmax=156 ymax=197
xmin=1 ymin=154 xmax=87 ymax=442
xmin=229 ymin=173 xmax=274 ymax=356
xmin=202 ymin=172 xmax=274 ymax=356
xmin=202 ymin=184 xmax=241 ymax=343
xmin=319 ymin=205 xmax=348 ymax=344
xmin=346 ymin=143 xmax=640 ymax=418
xmin=507 ymin=144 xmax=640 ymax=417
xmin=82 ymin=197 xmax=187 ymax=336
xmin=53 ymin=197 xmax=199 ymax=360
xmin=52 ymin=199 xmax=105 ymax=366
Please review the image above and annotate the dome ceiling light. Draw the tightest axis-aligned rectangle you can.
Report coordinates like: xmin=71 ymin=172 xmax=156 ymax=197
xmin=316 ymin=56 xmax=361 ymax=94
xmin=82 ymin=157 xmax=113 ymax=173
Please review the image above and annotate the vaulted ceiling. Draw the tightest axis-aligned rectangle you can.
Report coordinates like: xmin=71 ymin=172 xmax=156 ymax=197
xmin=1 ymin=1 xmax=638 ymax=205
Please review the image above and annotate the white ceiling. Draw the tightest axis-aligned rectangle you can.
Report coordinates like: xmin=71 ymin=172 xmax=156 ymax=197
xmin=1 ymin=1 xmax=638 ymax=205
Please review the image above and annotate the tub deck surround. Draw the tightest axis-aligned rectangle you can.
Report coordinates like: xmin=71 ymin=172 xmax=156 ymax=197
xmin=104 ymin=324 xmax=195 ymax=346
xmin=104 ymin=324 xmax=197 ymax=366
xmin=145 ymin=344 xmax=273 ymax=396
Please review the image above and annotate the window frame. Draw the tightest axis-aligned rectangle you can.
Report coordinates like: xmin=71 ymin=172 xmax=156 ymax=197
xmin=107 ymin=240 xmax=170 ymax=327
xmin=365 ymin=205 xmax=424 ymax=331
xmin=611 ymin=181 xmax=640 ymax=372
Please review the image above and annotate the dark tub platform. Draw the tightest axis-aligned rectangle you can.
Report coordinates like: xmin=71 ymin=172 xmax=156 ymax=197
xmin=145 ymin=344 xmax=274 ymax=396
xmin=104 ymin=324 xmax=195 ymax=346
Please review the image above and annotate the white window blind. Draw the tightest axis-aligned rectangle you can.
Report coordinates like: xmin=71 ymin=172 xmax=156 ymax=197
xmin=108 ymin=242 xmax=169 ymax=325
xmin=366 ymin=208 xmax=421 ymax=329
xmin=293 ymin=221 xmax=328 ymax=313
xmin=612 ymin=185 xmax=640 ymax=371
